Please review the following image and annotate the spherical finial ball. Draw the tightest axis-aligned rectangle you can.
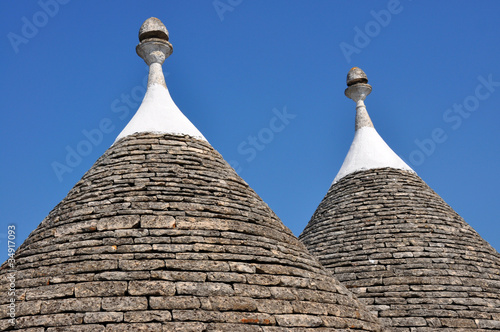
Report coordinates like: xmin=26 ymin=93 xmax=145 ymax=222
xmin=139 ymin=17 xmax=169 ymax=42
xmin=346 ymin=67 xmax=368 ymax=86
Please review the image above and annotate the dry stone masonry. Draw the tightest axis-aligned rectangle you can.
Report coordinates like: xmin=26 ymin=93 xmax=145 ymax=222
xmin=0 ymin=19 xmax=383 ymax=331
xmin=300 ymin=68 xmax=500 ymax=331
xmin=0 ymin=133 xmax=383 ymax=331
xmin=300 ymin=168 xmax=500 ymax=331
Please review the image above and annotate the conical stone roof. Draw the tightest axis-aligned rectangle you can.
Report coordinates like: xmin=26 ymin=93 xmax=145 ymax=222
xmin=0 ymin=20 xmax=383 ymax=331
xmin=300 ymin=68 xmax=500 ymax=331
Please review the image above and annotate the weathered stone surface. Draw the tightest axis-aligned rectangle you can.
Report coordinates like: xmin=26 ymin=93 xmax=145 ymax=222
xmin=291 ymin=301 xmax=328 ymax=315
xmin=150 ymin=296 xmax=200 ymax=310
xmin=391 ymin=317 xmax=427 ymax=327
xmin=118 ymin=259 xmax=164 ymax=271
xmin=0 ymin=133 xmax=382 ymax=331
xmin=0 ymin=319 xmax=15 ymax=331
xmin=218 ymin=311 xmax=275 ymax=325
xmin=234 ymin=284 xmax=272 ymax=299
xmin=161 ymin=322 xmax=207 ymax=331
xmin=256 ymin=299 xmax=294 ymax=314
xmin=300 ymin=168 xmax=500 ymax=330
xmin=102 ymin=297 xmax=148 ymax=311
xmin=247 ymin=274 xmax=281 ymax=286
xmin=208 ymin=323 xmax=268 ymax=331
xmin=207 ymin=272 xmax=246 ymax=283
xmin=75 ymin=281 xmax=127 ymax=297
xmin=25 ymin=284 xmax=74 ymax=300
xmin=47 ymin=325 xmax=105 ymax=332
xmin=84 ymin=311 xmax=123 ymax=323
xmin=203 ymin=296 xmax=258 ymax=311
xmin=128 ymin=280 xmax=175 ymax=296
xmin=105 ymin=323 xmax=162 ymax=331
xmin=440 ymin=317 xmax=477 ymax=328
xmin=164 ymin=259 xmax=230 ymax=272
xmin=16 ymin=313 xmax=84 ymax=328
xmin=476 ymin=319 xmax=500 ymax=329
xmin=94 ymin=271 xmax=150 ymax=281
xmin=176 ymin=281 xmax=235 ymax=296
xmin=97 ymin=215 xmax=140 ymax=231
xmin=229 ymin=262 xmax=257 ymax=274
xmin=15 ymin=301 xmax=42 ymax=317
xmin=123 ymin=310 xmax=171 ymax=322
xmin=151 ymin=270 xmax=206 ymax=282
xmin=140 ymin=215 xmax=175 ymax=228
xmin=275 ymin=314 xmax=323 ymax=327
xmin=40 ymin=297 xmax=101 ymax=314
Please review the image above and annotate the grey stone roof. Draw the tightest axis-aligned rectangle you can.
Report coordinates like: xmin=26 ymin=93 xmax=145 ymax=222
xmin=0 ymin=133 xmax=383 ymax=331
xmin=300 ymin=168 xmax=500 ymax=330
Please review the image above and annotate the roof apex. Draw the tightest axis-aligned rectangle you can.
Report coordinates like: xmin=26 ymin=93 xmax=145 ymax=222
xmin=115 ymin=17 xmax=206 ymax=143
xmin=334 ymin=67 xmax=413 ymax=183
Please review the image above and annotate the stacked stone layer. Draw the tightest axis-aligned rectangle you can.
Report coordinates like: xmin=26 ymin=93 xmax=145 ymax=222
xmin=300 ymin=168 xmax=500 ymax=331
xmin=0 ymin=133 xmax=382 ymax=331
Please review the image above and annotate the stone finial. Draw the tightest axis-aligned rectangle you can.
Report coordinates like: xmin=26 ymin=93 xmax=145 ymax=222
xmin=139 ymin=17 xmax=169 ymax=42
xmin=345 ymin=67 xmax=372 ymax=102
xmin=346 ymin=67 xmax=368 ymax=86
xmin=344 ymin=67 xmax=374 ymax=130
xmin=136 ymin=17 xmax=173 ymax=68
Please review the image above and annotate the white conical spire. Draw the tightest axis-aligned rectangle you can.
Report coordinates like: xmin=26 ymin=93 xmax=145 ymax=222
xmin=115 ymin=18 xmax=206 ymax=143
xmin=333 ymin=67 xmax=413 ymax=183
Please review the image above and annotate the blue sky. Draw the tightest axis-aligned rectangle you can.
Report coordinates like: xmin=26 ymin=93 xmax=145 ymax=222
xmin=1 ymin=0 xmax=499 ymax=262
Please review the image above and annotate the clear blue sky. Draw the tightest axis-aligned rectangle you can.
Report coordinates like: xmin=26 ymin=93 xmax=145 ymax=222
xmin=1 ymin=1 xmax=499 ymax=263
